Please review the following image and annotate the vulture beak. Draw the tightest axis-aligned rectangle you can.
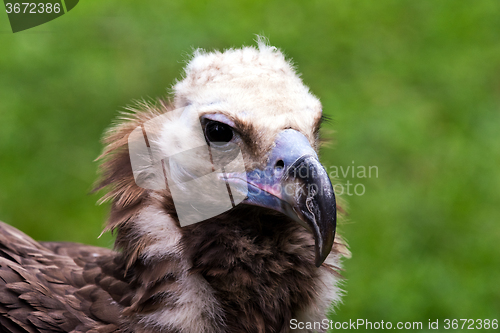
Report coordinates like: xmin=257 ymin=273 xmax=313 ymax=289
xmin=241 ymin=129 xmax=336 ymax=267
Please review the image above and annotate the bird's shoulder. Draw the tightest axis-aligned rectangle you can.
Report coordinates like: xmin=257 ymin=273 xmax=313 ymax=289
xmin=0 ymin=221 xmax=132 ymax=333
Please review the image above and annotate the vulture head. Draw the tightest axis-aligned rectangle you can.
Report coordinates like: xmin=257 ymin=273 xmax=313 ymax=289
xmin=97 ymin=41 xmax=349 ymax=332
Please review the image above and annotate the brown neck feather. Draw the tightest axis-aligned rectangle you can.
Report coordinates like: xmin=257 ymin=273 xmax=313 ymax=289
xmin=180 ymin=207 xmax=321 ymax=332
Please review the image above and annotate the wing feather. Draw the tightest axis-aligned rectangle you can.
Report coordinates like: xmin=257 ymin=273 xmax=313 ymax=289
xmin=0 ymin=222 xmax=127 ymax=333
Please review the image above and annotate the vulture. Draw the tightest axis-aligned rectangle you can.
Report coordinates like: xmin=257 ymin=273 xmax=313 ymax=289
xmin=0 ymin=40 xmax=350 ymax=333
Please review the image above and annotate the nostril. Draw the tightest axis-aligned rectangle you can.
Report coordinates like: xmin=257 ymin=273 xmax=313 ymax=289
xmin=275 ymin=160 xmax=285 ymax=170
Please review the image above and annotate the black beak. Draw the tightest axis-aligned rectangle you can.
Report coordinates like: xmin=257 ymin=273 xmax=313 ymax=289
xmin=241 ymin=129 xmax=336 ymax=267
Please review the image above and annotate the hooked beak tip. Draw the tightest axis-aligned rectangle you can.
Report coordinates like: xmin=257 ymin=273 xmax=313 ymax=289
xmin=242 ymin=154 xmax=337 ymax=267
xmin=239 ymin=129 xmax=337 ymax=267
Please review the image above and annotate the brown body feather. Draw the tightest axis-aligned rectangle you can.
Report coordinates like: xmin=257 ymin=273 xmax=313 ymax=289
xmin=0 ymin=222 xmax=128 ymax=332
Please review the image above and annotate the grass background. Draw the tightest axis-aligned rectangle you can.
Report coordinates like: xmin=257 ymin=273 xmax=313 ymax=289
xmin=1 ymin=0 xmax=499 ymax=331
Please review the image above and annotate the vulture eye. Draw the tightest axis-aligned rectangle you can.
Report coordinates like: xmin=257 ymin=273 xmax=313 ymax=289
xmin=205 ymin=120 xmax=234 ymax=146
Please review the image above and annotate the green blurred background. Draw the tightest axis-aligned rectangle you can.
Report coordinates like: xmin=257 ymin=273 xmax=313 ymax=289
xmin=1 ymin=0 xmax=499 ymax=331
